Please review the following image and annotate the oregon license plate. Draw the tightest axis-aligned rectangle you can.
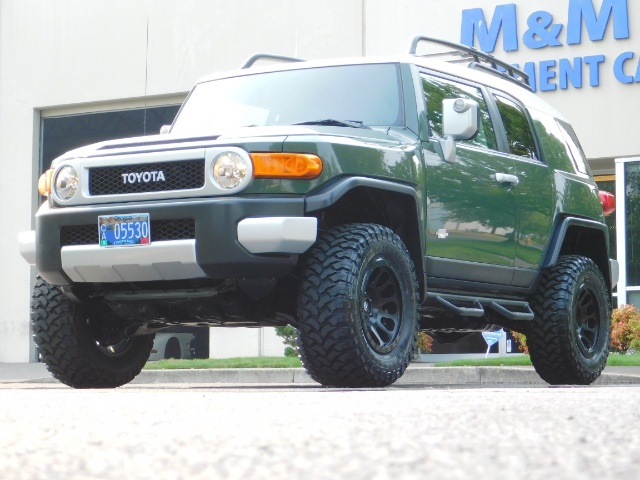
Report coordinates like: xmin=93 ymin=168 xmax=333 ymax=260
xmin=98 ymin=213 xmax=151 ymax=247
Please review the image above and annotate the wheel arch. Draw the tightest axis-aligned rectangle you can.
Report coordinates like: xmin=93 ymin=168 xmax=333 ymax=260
xmin=543 ymin=217 xmax=613 ymax=291
xmin=305 ymin=177 xmax=426 ymax=301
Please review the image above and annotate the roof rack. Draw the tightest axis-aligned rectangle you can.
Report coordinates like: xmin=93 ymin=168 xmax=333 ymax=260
xmin=409 ymin=35 xmax=531 ymax=91
xmin=241 ymin=54 xmax=306 ymax=69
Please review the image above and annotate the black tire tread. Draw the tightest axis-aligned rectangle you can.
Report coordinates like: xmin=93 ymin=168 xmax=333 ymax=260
xmin=31 ymin=277 xmax=153 ymax=388
xmin=527 ymin=255 xmax=610 ymax=385
xmin=296 ymin=224 xmax=418 ymax=388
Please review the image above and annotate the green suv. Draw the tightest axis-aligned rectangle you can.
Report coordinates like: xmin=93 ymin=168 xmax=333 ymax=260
xmin=20 ymin=36 xmax=617 ymax=388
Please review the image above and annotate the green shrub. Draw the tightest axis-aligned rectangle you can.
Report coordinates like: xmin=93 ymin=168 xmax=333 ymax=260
xmin=284 ymin=346 xmax=297 ymax=357
xmin=275 ymin=325 xmax=297 ymax=355
xmin=610 ymin=304 xmax=640 ymax=353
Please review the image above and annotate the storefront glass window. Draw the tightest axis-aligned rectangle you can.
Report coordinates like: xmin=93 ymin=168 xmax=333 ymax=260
xmin=41 ymin=105 xmax=180 ymax=171
xmin=625 ymin=163 xmax=640 ymax=285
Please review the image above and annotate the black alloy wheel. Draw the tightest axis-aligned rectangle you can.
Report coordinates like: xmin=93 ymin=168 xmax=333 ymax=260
xmin=296 ymin=223 xmax=419 ymax=388
xmin=527 ymin=255 xmax=611 ymax=385
xmin=31 ymin=276 xmax=154 ymax=388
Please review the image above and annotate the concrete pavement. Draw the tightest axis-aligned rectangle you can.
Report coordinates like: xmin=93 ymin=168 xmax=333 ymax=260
xmin=2 ymin=361 xmax=640 ymax=386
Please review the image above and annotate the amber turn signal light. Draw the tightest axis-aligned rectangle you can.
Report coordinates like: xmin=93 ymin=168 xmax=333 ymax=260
xmin=38 ymin=169 xmax=54 ymax=196
xmin=250 ymin=153 xmax=322 ymax=179
xmin=599 ymin=190 xmax=615 ymax=216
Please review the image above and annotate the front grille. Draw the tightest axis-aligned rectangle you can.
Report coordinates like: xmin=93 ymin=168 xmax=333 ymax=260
xmin=61 ymin=219 xmax=196 ymax=246
xmin=88 ymin=159 xmax=205 ymax=195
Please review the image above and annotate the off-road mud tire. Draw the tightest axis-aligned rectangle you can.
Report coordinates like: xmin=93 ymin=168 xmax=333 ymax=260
xmin=527 ymin=255 xmax=611 ymax=385
xmin=296 ymin=224 xmax=419 ymax=387
xmin=31 ymin=276 xmax=154 ymax=388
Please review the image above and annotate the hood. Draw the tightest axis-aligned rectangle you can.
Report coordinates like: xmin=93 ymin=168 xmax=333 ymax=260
xmin=50 ymin=124 xmax=406 ymax=167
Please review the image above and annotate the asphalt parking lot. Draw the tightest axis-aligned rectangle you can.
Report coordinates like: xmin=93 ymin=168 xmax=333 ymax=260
xmin=2 ymin=377 xmax=640 ymax=480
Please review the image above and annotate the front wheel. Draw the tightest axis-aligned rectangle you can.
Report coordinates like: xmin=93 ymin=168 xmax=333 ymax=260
xmin=526 ymin=256 xmax=611 ymax=385
xmin=31 ymin=277 xmax=154 ymax=388
xmin=296 ymin=224 xmax=419 ymax=387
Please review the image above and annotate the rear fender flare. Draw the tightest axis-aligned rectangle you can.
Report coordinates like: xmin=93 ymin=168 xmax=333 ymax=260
xmin=542 ymin=216 xmax=613 ymax=290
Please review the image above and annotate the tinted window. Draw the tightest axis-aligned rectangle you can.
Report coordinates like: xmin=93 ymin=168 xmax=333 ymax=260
xmin=557 ymin=120 xmax=590 ymax=175
xmin=173 ymin=64 xmax=404 ymax=134
xmin=421 ymin=74 xmax=497 ymax=150
xmin=529 ymin=108 xmax=577 ymax=173
xmin=624 ymin=163 xmax=640 ymax=286
xmin=494 ymin=95 xmax=538 ymax=160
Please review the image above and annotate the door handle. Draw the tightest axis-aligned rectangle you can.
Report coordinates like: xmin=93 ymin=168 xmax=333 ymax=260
xmin=495 ymin=172 xmax=519 ymax=186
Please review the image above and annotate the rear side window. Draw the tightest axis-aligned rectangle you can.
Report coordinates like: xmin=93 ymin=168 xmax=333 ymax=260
xmin=494 ymin=95 xmax=538 ymax=160
xmin=421 ymin=74 xmax=497 ymax=150
xmin=556 ymin=120 xmax=590 ymax=175
xmin=528 ymin=108 xmax=582 ymax=174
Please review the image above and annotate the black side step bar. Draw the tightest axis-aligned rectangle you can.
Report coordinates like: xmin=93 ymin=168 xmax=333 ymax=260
xmin=434 ymin=296 xmax=485 ymax=317
xmin=487 ymin=301 xmax=534 ymax=321
xmin=427 ymin=293 xmax=534 ymax=321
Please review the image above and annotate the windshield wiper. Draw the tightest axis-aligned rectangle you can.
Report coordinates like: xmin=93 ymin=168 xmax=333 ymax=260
xmin=293 ymin=119 xmax=369 ymax=129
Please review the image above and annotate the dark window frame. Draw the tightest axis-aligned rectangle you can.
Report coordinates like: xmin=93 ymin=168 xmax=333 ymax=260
xmin=492 ymin=94 xmax=540 ymax=161
xmin=419 ymin=71 xmax=498 ymax=152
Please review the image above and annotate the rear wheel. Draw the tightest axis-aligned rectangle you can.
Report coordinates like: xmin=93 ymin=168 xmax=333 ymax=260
xmin=296 ymin=224 xmax=418 ymax=387
xmin=31 ymin=276 xmax=154 ymax=388
xmin=527 ymin=256 xmax=611 ymax=385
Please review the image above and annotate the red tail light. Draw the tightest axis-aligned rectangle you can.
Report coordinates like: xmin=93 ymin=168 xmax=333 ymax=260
xmin=599 ymin=190 xmax=615 ymax=216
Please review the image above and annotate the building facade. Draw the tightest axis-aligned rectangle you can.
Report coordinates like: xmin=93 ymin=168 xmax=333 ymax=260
xmin=1 ymin=0 xmax=636 ymax=361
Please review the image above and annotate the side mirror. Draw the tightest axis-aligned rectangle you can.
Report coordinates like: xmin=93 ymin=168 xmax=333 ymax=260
xmin=159 ymin=125 xmax=172 ymax=135
xmin=439 ymin=98 xmax=479 ymax=163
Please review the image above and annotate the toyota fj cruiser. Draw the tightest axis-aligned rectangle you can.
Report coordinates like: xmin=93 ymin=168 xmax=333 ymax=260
xmin=20 ymin=36 xmax=618 ymax=388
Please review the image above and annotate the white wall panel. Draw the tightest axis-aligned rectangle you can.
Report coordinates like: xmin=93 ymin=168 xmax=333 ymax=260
xmin=209 ymin=328 xmax=285 ymax=359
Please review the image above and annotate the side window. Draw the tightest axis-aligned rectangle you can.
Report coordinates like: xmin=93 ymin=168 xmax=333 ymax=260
xmin=494 ymin=95 xmax=539 ymax=160
xmin=529 ymin=108 xmax=581 ymax=174
xmin=556 ymin=120 xmax=590 ymax=175
xmin=421 ymin=74 xmax=497 ymax=150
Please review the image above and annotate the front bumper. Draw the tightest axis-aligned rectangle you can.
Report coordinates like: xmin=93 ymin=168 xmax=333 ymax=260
xmin=21 ymin=196 xmax=317 ymax=286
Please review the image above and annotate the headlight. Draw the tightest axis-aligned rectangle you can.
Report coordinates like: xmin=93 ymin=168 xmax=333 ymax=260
xmin=212 ymin=151 xmax=249 ymax=190
xmin=54 ymin=166 xmax=79 ymax=201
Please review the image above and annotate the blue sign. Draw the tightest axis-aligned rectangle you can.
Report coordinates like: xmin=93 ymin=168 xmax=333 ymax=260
xmin=482 ymin=330 xmax=503 ymax=347
xmin=482 ymin=330 xmax=503 ymax=357
xmin=459 ymin=1 xmax=640 ymax=91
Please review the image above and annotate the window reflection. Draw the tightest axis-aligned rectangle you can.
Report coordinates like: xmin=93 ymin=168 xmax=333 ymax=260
xmin=529 ymin=108 xmax=575 ymax=171
xmin=494 ymin=95 xmax=538 ymax=160
xmin=421 ymin=75 xmax=497 ymax=150
xmin=625 ymin=163 xmax=640 ymax=285
xmin=41 ymin=106 xmax=180 ymax=171
xmin=556 ymin=120 xmax=590 ymax=175
xmin=173 ymin=64 xmax=404 ymax=134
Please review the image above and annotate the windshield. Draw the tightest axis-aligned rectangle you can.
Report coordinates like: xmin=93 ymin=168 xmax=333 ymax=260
xmin=172 ymin=63 xmax=404 ymax=134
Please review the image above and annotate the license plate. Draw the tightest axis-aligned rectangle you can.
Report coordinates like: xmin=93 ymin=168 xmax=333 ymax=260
xmin=98 ymin=213 xmax=151 ymax=247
